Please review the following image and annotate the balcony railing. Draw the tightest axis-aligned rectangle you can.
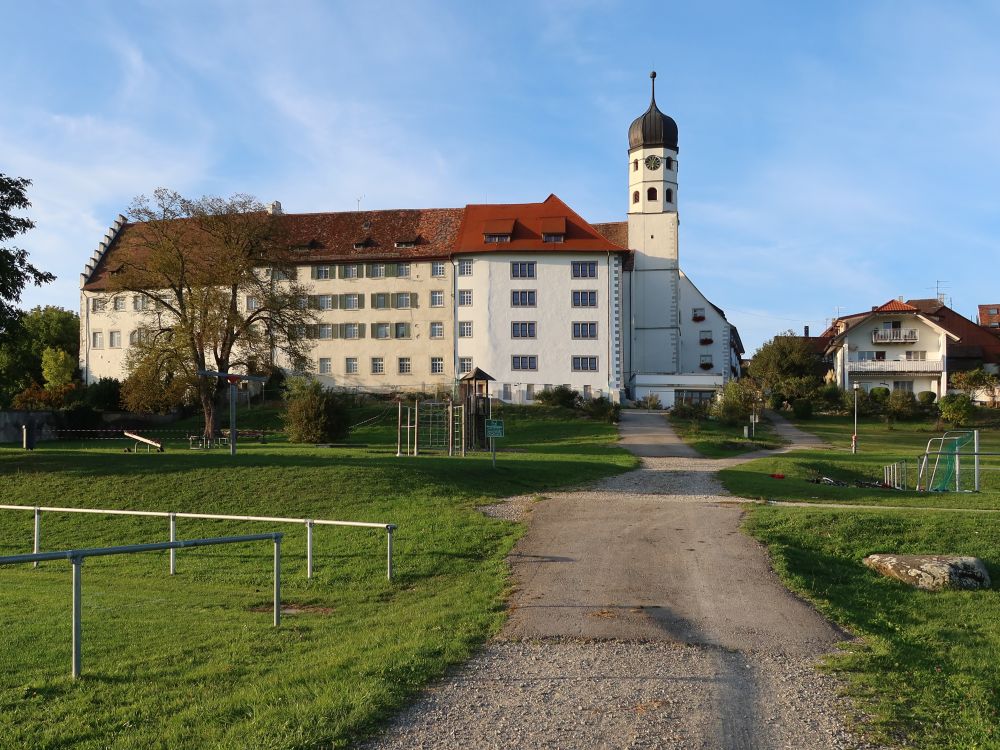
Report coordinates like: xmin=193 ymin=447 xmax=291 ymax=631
xmin=847 ymin=360 xmax=942 ymax=373
xmin=872 ymin=329 xmax=919 ymax=343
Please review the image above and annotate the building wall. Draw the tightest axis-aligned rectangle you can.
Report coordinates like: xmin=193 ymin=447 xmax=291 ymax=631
xmin=677 ymin=272 xmax=733 ymax=382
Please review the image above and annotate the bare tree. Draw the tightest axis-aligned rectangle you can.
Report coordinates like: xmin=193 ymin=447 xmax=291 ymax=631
xmin=108 ymin=189 xmax=313 ymax=438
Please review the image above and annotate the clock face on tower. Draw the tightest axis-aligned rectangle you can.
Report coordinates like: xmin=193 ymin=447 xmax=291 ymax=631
xmin=644 ymin=155 xmax=662 ymax=171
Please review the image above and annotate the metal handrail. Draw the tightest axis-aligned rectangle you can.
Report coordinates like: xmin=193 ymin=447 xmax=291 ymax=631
xmin=0 ymin=533 xmax=282 ymax=678
xmin=0 ymin=504 xmax=396 ymax=580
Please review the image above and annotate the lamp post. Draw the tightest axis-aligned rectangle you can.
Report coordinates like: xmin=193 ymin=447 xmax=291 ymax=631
xmin=852 ymin=383 xmax=860 ymax=454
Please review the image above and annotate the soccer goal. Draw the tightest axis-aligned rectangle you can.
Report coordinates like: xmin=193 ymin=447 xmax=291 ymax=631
xmin=915 ymin=430 xmax=983 ymax=492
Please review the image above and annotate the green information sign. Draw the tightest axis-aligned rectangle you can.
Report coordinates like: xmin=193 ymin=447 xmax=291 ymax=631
xmin=485 ymin=419 xmax=505 ymax=439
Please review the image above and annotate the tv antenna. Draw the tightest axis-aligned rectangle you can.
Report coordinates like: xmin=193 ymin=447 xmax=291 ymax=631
xmin=930 ymin=280 xmax=949 ymax=303
xmin=355 ymin=195 xmax=365 ymax=212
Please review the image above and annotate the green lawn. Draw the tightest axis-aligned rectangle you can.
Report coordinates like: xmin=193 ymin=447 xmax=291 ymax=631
xmin=668 ymin=413 xmax=785 ymax=458
xmin=724 ymin=413 xmax=1000 ymax=748
xmin=0 ymin=403 xmax=635 ymax=749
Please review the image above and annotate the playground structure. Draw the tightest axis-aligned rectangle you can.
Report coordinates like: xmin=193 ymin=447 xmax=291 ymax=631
xmin=397 ymin=400 xmax=466 ymax=457
xmin=124 ymin=430 xmax=164 ymax=453
xmin=882 ymin=430 xmax=998 ymax=492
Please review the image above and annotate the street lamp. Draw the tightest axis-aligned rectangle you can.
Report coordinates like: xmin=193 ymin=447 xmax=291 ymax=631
xmin=852 ymin=383 xmax=860 ymax=454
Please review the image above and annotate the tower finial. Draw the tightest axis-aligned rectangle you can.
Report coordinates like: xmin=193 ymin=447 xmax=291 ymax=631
xmin=650 ymin=70 xmax=656 ymax=102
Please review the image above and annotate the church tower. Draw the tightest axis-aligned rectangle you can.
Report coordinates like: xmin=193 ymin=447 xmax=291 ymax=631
xmin=627 ymin=71 xmax=681 ymax=378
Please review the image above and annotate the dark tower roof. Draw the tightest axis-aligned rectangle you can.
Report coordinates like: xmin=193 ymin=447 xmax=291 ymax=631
xmin=628 ymin=71 xmax=678 ymax=151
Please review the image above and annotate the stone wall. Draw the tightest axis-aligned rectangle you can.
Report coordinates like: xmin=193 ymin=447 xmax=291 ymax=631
xmin=0 ymin=411 xmax=58 ymax=444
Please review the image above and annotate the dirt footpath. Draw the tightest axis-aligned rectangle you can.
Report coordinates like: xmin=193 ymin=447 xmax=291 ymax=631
xmin=361 ymin=413 xmax=883 ymax=750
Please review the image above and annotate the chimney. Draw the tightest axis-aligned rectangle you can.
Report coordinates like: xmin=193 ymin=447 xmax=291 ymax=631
xmin=804 ymin=325 xmax=810 ymax=337
xmin=267 ymin=200 xmax=283 ymax=215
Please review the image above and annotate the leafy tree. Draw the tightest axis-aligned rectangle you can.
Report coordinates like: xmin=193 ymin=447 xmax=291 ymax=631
xmin=710 ymin=379 xmax=756 ymax=425
xmin=84 ymin=377 xmax=123 ymax=411
xmin=282 ymin=377 xmax=349 ymax=443
xmin=886 ymin=390 xmax=917 ymax=422
xmin=22 ymin=305 xmax=79 ymax=361
xmin=0 ymin=174 xmax=53 ymax=335
xmin=748 ymin=331 xmax=824 ymax=399
xmin=939 ymin=393 xmax=974 ymax=426
xmin=108 ymin=189 xmax=313 ymax=437
xmin=0 ymin=306 xmax=79 ymax=405
xmin=41 ymin=347 xmax=76 ymax=389
xmin=950 ymin=368 xmax=999 ymax=406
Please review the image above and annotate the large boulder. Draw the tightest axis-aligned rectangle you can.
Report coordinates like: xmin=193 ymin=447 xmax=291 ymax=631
xmin=863 ymin=554 xmax=991 ymax=591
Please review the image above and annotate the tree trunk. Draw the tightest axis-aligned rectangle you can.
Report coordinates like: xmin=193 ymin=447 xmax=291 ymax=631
xmin=202 ymin=390 xmax=216 ymax=440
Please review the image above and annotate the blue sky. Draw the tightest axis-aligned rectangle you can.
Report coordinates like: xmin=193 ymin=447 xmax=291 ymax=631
xmin=4 ymin=1 xmax=999 ymax=351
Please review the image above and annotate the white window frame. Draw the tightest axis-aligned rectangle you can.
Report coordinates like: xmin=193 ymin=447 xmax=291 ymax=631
xmin=375 ymin=323 xmax=390 ymax=340
xmin=458 ymin=290 xmax=473 ymax=306
xmin=371 ymin=357 xmax=385 ymax=375
xmin=315 ymin=265 xmax=332 ymax=280
xmin=396 ymin=263 xmax=411 ymax=278
xmin=398 ymin=357 xmax=411 ymax=375
xmin=431 ymin=261 xmax=446 ymax=277
xmin=345 ymin=357 xmax=358 ymax=374
xmin=318 ymin=324 xmax=333 ymax=340
xmin=458 ymin=356 xmax=473 ymax=374
xmin=91 ymin=331 xmax=103 ymax=349
xmin=458 ymin=259 xmax=473 ymax=276
xmin=109 ymin=331 xmax=122 ymax=348
xmin=430 ymin=290 xmax=445 ymax=307
xmin=430 ymin=322 xmax=444 ymax=339
xmin=431 ymin=357 xmax=444 ymax=374
xmin=458 ymin=321 xmax=473 ymax=338
xmin=319 ymin=358 xmax=332 ymax=374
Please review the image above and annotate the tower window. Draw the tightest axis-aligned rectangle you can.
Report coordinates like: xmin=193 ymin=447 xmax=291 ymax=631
xmin=647 ymin=187 xmax=658 ymax=201
xmin=632 ymin=159 xmax=638 ymax=171
xmin=666 ymin=188 xmax=674 ymax=203
xmin=632 ymin=191 xmax=640 ymax=204
xmin=666 ymin=157 xmax=674 ymax=170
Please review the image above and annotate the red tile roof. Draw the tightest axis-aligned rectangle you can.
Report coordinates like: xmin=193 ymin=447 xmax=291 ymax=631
xmin=591 ymin=221 xmax=628 ymax=248
xmin=874 ymin=299 xmax=919 ymax=312
xmin=454 ymin=194 xmax=627 ymax=254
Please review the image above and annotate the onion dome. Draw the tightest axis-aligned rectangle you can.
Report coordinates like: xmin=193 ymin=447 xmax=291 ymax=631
xmin=628 ymin=71 xmax=678 ymax=151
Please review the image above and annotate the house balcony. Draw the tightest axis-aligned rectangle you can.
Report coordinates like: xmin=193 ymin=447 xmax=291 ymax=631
xmin=872 ymin=329 xmax=919 ymax=344
xmin=847 ymin=360 xmax=943 ymax=373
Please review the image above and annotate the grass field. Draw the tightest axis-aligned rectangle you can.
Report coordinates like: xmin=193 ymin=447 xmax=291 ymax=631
xmin=725 ymin=413 xmax=1000 ymax=748
xmin=668 ymin=412 xmax=784 ymax=458
xmin=0 ymin=402 xmax=635 ymax=749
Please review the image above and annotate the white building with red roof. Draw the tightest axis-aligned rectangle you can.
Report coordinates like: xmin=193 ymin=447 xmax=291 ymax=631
xmin=78 ymin=73 xmax=742 ymax=405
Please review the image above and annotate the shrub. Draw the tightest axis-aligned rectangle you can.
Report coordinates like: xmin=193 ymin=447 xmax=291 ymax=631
xmin=636 ymin=393 xmax=663 ymax=410
xmin=11 ymin=381 xmax=79 ymax=410
xmin=767 ymin=392 xmax=785 ymax=410
xmin=869 ymin=386 xmax=890 ymax=403
xmin=886 ymin=390 xmax=917 ymax=421
xmin=582 ymin=396 xmax=621 ymax=423
xmin=84 ymin=377 xmax=123 ymax=411
xmin=917 ymin=391 xmax=937 ymax=406
xmin=710 ymin=380 xmax=752 ymax=426
xmin=671 ymin=400 xmax=709 ymax=420
xmin=535 ymin=385 xmax=580 ymax=410
xmin=939 ymin=393 xmax=974 ymax=426
xmin=791 ymin=398 xmax=813 ymax=419
xmin=282 ymin=377 xmax=350 ymax=443
xmin=817 ymin=383 xmax=842 ymax=410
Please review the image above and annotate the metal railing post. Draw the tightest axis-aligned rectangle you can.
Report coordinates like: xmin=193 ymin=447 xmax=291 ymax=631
xmin=414 ymin=400 xmax=420 ymax=456
xmin=71 ymin=556 xmax=82 ymax=679
xmin=169 ymin=513 xmax=177 ymax=575
xmin=306 ymin=520 xmax=314 ymax=579
xmin=386 ymin=525 xmax=395 ymax=581
xmin=33 ymin=507 xmax=40 ymax=568
xmin=396 ymin=401 xmax=402 ymax=457
xmin=974 ymin=430 xmax=981 ymax=492
xmin=273 ymin=536 xmax=281 ymax=628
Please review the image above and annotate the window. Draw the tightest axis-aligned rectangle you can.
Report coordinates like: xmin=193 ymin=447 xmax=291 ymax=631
xmin=246 ymin=296 xmax=260 ymax=312
xmin=512 ymin=355 xmax=538 ymax=371
xmin=699 ymin=329 xmax=713 ymax=344
xmin=91 ymin=298 xmax=106 ymax=312
xmin=371 ymin=357 xmax=384 ymax=374
xmin=430 ymin=322 xmax=444 ymax=339
xmin=343 ymin=293 xmax=360 ymax=310
xmin=91 ymin=332 xmax=103 ymax=348
xmin=484 ymin=234 xmax=510 ymax=243
xmin=458 ymin=259 xmax=473 ymax=276
xmin=272 ymin=268 xmax=294 ymax=281
xmin=665 ymin=157 xmax=674 ymax=170
xmin=571 ymin=261 xmax=597 ymax=278
xmin=312 ymin=295 xmax=330 ymax=310
xmin=296 ymin=296 xmax=309 ymax=310
xmin=572 ymin=290 xmax=597 ymax=307
xmin=129 ymin=330 xmax=140 ymax=345
xmin=572 ymin=356 xmax=598 ymax=371
xmin=342 ymin=264 xmax=360 ymax=279
xmin=345 ymin=357 xmax=358 ymax=374
xmin=458 ymin=290 xmax=473 ymax=306
xmin=632 ymin=159 xmax=638 ymax=171
xmin=526 ymin=383 xmax=535 ymax=400
xmin=666 ymin=188 xmax=674 ymax=203
xmin=542 ymin=233 xmax=564 ymax=243
xmin=368 ymin=264 xmax=385 ymax=278
xmin=319 ymin=358 xmax=331 ymax=374
xmin=647 ymin=187 xmax=658 ymax=201
xmin=905 ymin=351 xmax=927 ymax=361
xmin=314 ymin=265 xmax=332 ymax=280
xmin=511 ymin=261 xmax=536 ymax=278
xmin=344 ymin=323 xmax=360 ymax=339
xmin=893 ymin=381 xmax=914 ymax=392
xmin=394 ymin=292 xmax=411 ymax=309
xmin=458 ymin=321 xmax=473 ymax=338
xmin=373 ymin=293 xmax=389 ymax=309
xmin=858 ymin=351 xmax=886 ymax=361
xmin=990 ymin=308 xmax=999 ymax=315
xmin=700 ymin=355 xmax=714 ymax=366
xmin=692 ymin=307 xmax=705 ymax=321
xmin=458 ymin=357 xmax=473 ymax=374
xmin=396 ymin=262 xmax=411 ymax=277
xmin=398 ymin=357 xmax=411 ymax=374
xmin=502 ymin=384 xmax=512 ymax=401
xmin=676 ymin=390 xmax=714 ymax=406
xmin=318 ymin=324 xmax=333 ymax=339
xmin=511 ymin=290 xmax=536 ymax=307
xmin=109 ymin=331 xmax=122 ymax=348
xmin=512 ymin=321 xmax=536 ymax=338
xmin=431 ymin=357 xmax=444 ymax=374
xmin=430 ymin=290 xmax=444 ymax=307
xmin=431 ymin=261 xmax=446 ymax=277
xmin=113 ymin=297 xmax=126 ymax=311
xmin=375 ymin=323 xmax=390 ymax=339
xmin=394 ymin=322 xmax=410 ymax=339
xmin=572 ymin=322 xmax=598 ymax=339
xmin=632 ymin=191 xmax=640 ymax=204
xmin=133 ymin=295 xmax=150 ymax=311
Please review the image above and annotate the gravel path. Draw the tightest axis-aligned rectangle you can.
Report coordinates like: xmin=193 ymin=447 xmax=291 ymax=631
xmin=361 ymin=413 xmax=885 ymax=750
